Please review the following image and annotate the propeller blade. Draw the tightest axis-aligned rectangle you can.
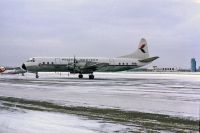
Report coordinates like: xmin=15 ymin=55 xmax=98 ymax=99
xmin=73 ymin=55 xmax=76 ymax=74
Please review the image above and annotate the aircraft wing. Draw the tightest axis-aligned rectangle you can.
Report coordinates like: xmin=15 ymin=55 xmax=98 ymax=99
xmin=84 ymin=62 xmax=108 ymax=68
xmin=67 ymin=61 xmax=109 ymax=73
xmin=81 ymin=62 xmax=109 ymax=73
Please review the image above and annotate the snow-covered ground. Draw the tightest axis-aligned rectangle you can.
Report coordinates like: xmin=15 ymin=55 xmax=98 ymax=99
xmin=0 ymin=107 xmax=131 ymax=133
xmin=0 ymin=72 xmax=199 ymax=119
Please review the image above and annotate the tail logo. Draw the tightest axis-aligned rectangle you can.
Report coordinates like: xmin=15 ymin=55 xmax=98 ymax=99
xmin=139 ymin=44 xmax=146 ymax=53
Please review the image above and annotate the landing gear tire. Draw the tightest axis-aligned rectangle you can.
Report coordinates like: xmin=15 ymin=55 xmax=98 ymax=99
xmin=36 ymin=73 xmax=39 ymax=79
xmin=89 ymin=74 xmax=94 ymax=79
xmin=78 ymin=74 xmax=83 ymax=79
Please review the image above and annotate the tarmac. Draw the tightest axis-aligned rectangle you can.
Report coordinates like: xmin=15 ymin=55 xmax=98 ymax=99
xmin=0 ymin=72 xmax=199 ymax=132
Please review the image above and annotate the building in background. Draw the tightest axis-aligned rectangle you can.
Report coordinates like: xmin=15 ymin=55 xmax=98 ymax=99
xmin=191 ymin=58 xmax=196 ymax=72
xmin=152 ymin=66 xmax=179 ymax=72
xmin=131 ymin=66 xmax=191 ymax=72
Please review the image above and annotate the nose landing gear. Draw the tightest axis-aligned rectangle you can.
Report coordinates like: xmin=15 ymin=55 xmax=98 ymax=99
xmin=78 ymin=73 xmax=94 ymax=79
xmin=35 ymin=72 xmax=39 ymax=78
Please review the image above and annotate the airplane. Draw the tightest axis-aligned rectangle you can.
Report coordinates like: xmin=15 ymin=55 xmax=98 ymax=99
xmin=22 ymin=38 xmax=159 ymax=79
xmin=0 ymin=66 xmax=26 ymax=75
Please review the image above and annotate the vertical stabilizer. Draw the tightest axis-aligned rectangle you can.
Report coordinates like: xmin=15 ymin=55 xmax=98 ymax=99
xmin=120 ymin=38 xmax=149 ymax=59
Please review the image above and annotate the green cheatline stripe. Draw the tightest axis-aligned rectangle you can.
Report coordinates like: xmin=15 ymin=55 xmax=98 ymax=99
xmin=0 ymin=96 xmax=199 ymax=132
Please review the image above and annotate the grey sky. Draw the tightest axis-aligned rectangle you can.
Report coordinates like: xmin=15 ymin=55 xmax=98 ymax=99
xmin=0 ymin=0 xmax=200 ymax=68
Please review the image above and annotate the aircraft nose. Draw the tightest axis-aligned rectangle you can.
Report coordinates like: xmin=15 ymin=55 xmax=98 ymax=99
xmin=22 ymin=63 xmax=27 ymax=71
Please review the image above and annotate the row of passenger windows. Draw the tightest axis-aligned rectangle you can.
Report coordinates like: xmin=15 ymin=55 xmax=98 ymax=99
xmin=80 ymin=59 xmax=98 ymax=62
xmin=40 ymin=59 xmax=99 ymax=65
xmin=118 ymin=63 xmax=136 ymax=66
xmin=40 ymin=62 xmax=136 ymax=66
xmin=61 ymin=58 xmax=98 ymax=62
xmin=163 ymin=68 xmax=175 ymax=71
xmin=40 ymin=62 xmax=54 ymax=65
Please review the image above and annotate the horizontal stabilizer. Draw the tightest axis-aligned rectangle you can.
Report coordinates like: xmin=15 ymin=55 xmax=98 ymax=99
xmin=139 ymin=56 xmax=159 ymax=63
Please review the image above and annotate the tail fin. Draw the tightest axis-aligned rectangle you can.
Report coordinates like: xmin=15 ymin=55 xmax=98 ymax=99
xmin=120 ymin=38 xmax=149 ymax=59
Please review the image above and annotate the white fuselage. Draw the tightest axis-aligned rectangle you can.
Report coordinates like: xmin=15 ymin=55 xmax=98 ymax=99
xmin=23 ymin=57 xmax=148 ymax=73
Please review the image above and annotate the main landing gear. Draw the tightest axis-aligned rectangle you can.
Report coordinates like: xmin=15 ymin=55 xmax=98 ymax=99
xmin=89 ymin=74 xmax=94 ymax=79
xmin=78 ymin=74 xmax=83 ymax=79
xmin=78 ymin=73 xmax=94 ymax=79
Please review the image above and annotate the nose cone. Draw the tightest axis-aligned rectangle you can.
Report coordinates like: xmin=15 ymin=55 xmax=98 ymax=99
xmin=22 ymin=64 xmax=27 ymax=71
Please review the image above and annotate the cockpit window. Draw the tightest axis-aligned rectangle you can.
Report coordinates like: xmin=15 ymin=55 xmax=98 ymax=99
xmin=27 ymin=58 xmax=35 ymax=62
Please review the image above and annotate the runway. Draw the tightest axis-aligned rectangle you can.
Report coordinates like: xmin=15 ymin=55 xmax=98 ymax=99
xmin=0 ymin=72 xmax=199 ymax=132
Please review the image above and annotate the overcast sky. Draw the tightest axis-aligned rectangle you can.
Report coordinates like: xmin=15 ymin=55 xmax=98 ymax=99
xmin=0 ymin=0 xmax=200 ymax=68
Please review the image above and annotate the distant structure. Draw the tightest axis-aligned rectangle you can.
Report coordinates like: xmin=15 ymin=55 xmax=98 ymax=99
xmin=152 ymin=66 xmax=179 ymax=72
xmin=132 ymin=66 xmax=191 ymax=72
xmin=191 ymin=58 xmax=196 ymax=72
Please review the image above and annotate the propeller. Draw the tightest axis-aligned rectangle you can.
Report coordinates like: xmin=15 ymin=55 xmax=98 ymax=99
xmin=73 ymin=55 xmax=76 ymax=74
xmin=73 ymin=55 xmax=78 ymax=74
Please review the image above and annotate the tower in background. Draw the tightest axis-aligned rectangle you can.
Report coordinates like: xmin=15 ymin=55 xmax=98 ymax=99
xmin=191 ymin=58 xmax=196 ymax=72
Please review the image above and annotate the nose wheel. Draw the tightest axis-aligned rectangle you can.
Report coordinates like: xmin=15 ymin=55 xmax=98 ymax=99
xmin=35 ymin=72 xmax=39 ymax=78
